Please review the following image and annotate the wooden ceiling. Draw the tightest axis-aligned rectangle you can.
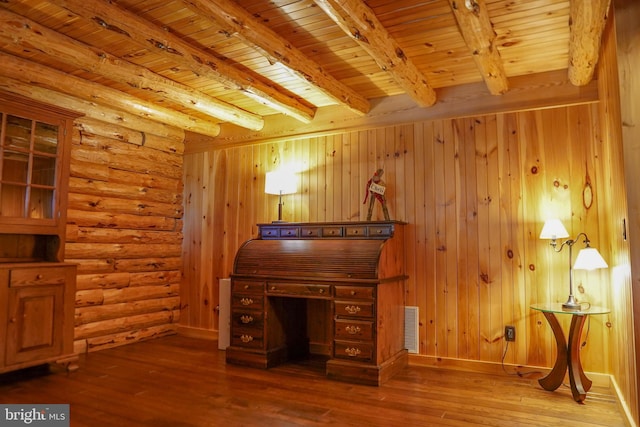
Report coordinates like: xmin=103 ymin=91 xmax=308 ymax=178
xmin=0 ymin=0 xmax=611 ymax=139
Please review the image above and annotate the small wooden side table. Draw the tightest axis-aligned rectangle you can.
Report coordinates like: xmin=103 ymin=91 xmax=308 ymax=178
xmin=530 ymin=303 xmax=610 ymax=402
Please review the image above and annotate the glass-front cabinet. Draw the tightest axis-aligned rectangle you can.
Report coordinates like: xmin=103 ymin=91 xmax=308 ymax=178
xmin=1 ymin=114 xmax=59 ymax=221
xmin=0 ymin=91 xmax=80 ymax=374
xmin=0 ymin=91 xmax=78 ymax=262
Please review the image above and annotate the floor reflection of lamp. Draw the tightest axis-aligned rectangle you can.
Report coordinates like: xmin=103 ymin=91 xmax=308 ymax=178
xmin=265 ymin=170 xmax=297 ymax=222
xmin=539 ymin=219 xmax=608 ymax=310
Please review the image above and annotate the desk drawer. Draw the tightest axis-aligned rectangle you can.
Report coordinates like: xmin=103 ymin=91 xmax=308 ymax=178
xmin=232 ymin=280 xmax=265 ymax=293
xmin=335 ymin=300 xmax=374 ymax=318
xmin=232 ymin=294 xmax=264 ymax=310
xmin=334 ymin=340 xmax=373 ymax=362
xmin=300 ymin=226 xmax=321 ymax=237
xmin=322 ymin=226 xmax=343 ymax=237
xmin=231 ymin=329 xmax=264 ymax=349
xmin=231 ymin=311 xmax=264 ymax=329
xmin=334 ymin=285 xmax=374 ymax=300
xmin=267 ymin=282 xmax=331 ymax=298
xmin=367 ymin=225 xmax=393 ymax=237
xmin=345 ymin=226 xmax=367 ymax=237
xmin=334 ymin=319 xmax=373 ymax=341
xmin=9 ymin=268 xmax=68 ymax=287
xmin=260 ymin=227 xmax=278 ymax=238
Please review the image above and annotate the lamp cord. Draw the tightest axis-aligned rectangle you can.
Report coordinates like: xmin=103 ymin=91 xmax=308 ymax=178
xmin=501 ymin=341 xmax=543 ymax=378
xmin=501 ymin=309 xmax=592 ymax=377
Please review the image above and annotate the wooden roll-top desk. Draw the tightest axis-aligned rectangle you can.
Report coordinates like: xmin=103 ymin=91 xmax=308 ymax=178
xmin=226 ymin=221 xmax=408 ymax=386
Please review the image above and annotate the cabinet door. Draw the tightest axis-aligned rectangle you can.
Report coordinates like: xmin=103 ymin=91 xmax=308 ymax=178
xmin=5 ymin=280 xmax=65 ymax=365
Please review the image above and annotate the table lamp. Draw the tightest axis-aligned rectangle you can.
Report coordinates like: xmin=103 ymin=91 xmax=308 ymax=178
xmin=265 ymin=170 xmax=297 ymax=222
xmin=539 ymin=219 xmax=608 ymax=310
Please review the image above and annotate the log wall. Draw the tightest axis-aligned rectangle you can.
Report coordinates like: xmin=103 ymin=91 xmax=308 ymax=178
xmin=66 ymin=117 xmax=184 ymax=353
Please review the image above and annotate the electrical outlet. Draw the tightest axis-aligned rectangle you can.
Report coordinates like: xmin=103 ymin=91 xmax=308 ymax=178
xmin=505 ymin=326 xmax=516 ymax=342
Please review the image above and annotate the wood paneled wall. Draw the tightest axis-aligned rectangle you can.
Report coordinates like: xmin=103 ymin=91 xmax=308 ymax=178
xmin=182 ymin=103 xmax=618 ymax=374
xmin=608 ymin=0 xmax=640 ymax=422
xmin=66 ymin=118 xmax=185 ymax=353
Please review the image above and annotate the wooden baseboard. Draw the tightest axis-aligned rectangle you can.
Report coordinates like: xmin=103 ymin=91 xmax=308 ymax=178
xmin=408 ymin=353 xmax=611 ymax=388
xmin=610 ymin=375 xmax=638 ymax=427
xmin=177 ymin=326 xmax=218 ymax=341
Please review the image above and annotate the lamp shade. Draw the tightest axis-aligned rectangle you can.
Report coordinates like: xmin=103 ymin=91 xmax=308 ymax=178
xmin=573 ymin=247 xmax=608 ymax=270
xmin=539 ymin=218 xmax=570 ymax=240
xmin=265 ymin=170 xmax=297 ymax=195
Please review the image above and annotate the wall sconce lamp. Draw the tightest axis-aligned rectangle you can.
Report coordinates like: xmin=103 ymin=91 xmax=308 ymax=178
xmin=264 ymin=170 xmax=297 ymax=223
xmin=539 ymin=219 xmax=608 ymax=310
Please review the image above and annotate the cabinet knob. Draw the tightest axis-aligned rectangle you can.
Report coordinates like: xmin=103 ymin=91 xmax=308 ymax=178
xmin=36 ymin=274 xmax=44 ymax=280
xmin=9 ymin=317 xmax=17 ymax=323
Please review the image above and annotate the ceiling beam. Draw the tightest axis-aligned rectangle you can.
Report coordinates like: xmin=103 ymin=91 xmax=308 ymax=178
xmin=49 ymin=0 xmax=316 ymax=124
xmin=448 ymin=0 xmax=509 ymax=95
xmin=0 ymin=8 xmax=264 ymax=130
xmin=568 ymin=0 xmax=612 ymax=86
xmin=313 ymin=0 xmax=436 ymax=107
xmin=181 ymin=0 xmax=371 ymax=115
xmin=0 ymin=51 xmax=220 ymax=138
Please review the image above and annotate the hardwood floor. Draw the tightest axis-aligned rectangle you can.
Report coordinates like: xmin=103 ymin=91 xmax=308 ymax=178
xmin=0 ymin=335 xmax=627 ymax=426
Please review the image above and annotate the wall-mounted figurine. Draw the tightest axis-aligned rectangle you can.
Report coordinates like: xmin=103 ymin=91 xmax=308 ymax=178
xmin=363 ymin=168 xmax=390 ymax=221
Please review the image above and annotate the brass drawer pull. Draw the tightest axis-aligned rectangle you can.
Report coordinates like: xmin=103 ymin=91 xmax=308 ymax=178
xmin=344 ymin=347 xmax=361 ymax=357
xmin=270 ymin=286 xmax=277 ymax=291
xmin=244 ymin=284 xmax=249 ymax=290
xmin=350 ymin=290 xmax=356 ymax=296
xmin=240 ymin=315 xmax=254 ymax=324
xmin=240 ymin=297 xmax=253 ymax=306
xmin=240 ymin=334 xmax=254 ymax=343
xmin=344 ymin=305 xmax=361 ymax=315
xmin=345 ymin=325 xmax=361 ymax=334
xmin=318 ymin=288 xmax=324 ymax=294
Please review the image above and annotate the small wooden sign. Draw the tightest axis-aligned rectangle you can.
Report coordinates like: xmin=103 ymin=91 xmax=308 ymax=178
xmin=369 ymin=182 xmax=386 ymax=195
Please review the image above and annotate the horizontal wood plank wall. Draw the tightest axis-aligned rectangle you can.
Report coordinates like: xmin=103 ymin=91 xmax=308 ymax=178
xmin=66 ymin=118 xmax=184 ymax=353
xmin=183 ymin=104 xmax=619 ymax=374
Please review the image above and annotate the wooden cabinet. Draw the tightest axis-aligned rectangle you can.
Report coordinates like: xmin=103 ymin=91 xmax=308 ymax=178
xmin=0 ymin=91 xmax=81 ymax=373
xmin=0 ymin=263 xmax=77 ymax=373
xmin=227 ymin=221 xmax=408 ymax=385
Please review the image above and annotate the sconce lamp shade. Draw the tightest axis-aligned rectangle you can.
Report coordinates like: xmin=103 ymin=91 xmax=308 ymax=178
xmin=265 ymin=170 xmax=297 ymax=195
xmin=573 ymin=247 xmax=608 ymax=270
xmin=539 ymin=218 xmax=570 ymax=240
